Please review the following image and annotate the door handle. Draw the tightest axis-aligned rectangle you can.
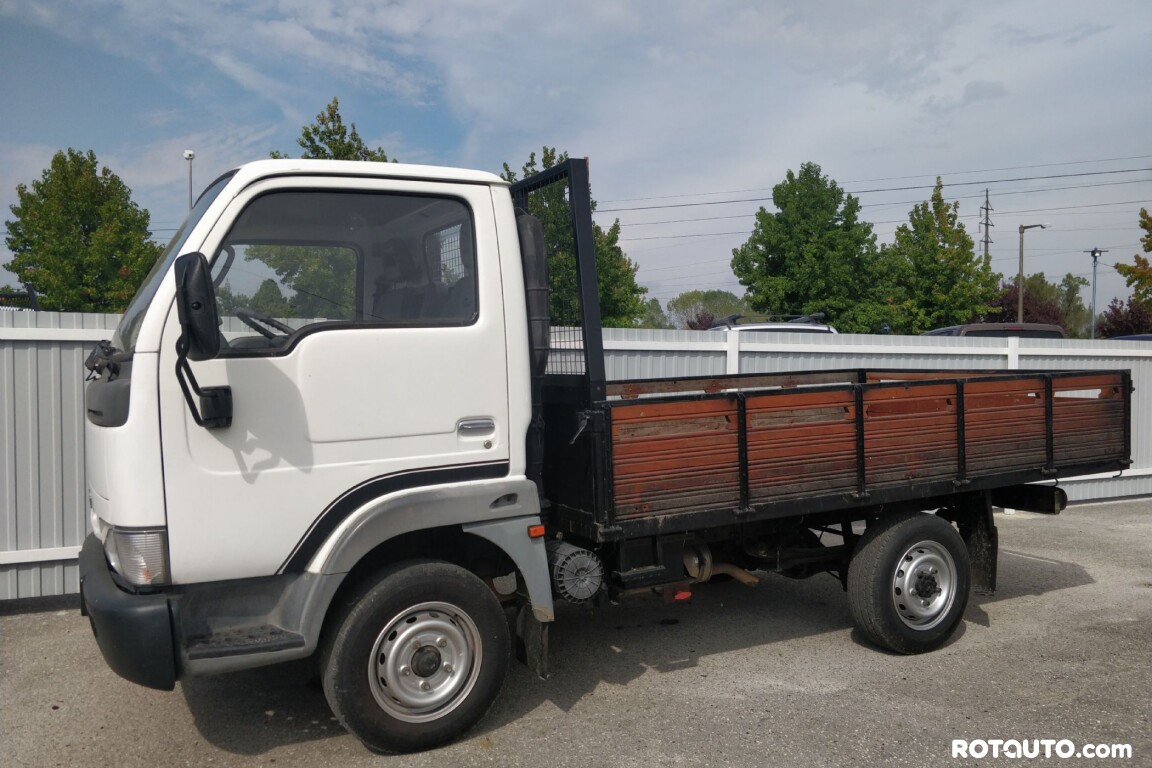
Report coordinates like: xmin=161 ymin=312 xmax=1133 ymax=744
xmin=457 ymin=419 xmax=496 ymax=436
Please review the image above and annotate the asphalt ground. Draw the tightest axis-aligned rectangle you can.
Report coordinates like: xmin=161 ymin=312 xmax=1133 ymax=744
xmin=2 ymin=499 xmax=1150 ymax=768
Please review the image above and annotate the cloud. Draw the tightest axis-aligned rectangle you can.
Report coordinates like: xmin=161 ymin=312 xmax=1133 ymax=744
xmin=961 ymin=80 xmax=1008 ymax=106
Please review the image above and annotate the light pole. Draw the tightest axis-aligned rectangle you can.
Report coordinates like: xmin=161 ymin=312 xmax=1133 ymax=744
xmin=183 ymin=150 xmax=195 ymax=210
xmin=1085 ymin=247 xmax=1108 ymax=338
xmin=1017 ymin=223 xmax=1047 ymax=322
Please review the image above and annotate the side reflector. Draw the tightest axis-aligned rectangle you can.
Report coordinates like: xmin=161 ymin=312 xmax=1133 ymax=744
xmin=527 ymin=524 xmax=546 ymax=539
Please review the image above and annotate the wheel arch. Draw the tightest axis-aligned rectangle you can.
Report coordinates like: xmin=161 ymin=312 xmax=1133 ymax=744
xmin=304 ymin=477 xmax=554 ymax=635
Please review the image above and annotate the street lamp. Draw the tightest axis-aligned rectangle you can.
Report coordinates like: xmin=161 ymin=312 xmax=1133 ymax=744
xmin=1017 ymin=223 xmax=1048 ymax=322
xmin=1085 ymin=247 xmax=1109 ymax=339
xmin=183 ymin=150 xmax=195 ymax=210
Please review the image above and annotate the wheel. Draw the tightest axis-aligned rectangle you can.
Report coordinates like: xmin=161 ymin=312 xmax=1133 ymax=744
xmin=235 ymin=307 xmax=295 ymax=338
xmin=320 ymin=560 xmax=510 ymax=753
xmin=847 ymin=512 xmax=970 ymax=654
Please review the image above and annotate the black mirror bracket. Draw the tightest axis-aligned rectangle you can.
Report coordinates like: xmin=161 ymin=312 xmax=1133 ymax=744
xmin=172 ymin=251 xmax=230 ymax=429
xmin=175 ymin=336 xmax=232 ymax=429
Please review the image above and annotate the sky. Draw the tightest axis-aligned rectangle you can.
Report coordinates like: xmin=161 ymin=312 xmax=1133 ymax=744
xmin=1 ymin=1 xmax=1150 ymax=321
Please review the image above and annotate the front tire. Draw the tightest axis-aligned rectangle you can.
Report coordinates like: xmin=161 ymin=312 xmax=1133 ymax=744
xmin=847 ymin=512 xmax=971 ymax=654
xmin=321 ymin=560 xmax=510 ymax=753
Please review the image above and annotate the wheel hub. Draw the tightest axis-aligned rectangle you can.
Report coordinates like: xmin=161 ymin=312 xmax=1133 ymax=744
xmin=891 ymin=540 xmax=957 ymax=630
xmin=368 ymin=602 xmax=482 ymax=723
xmin=914 ymin=573 xmax=940 ymax=599
xmin=411 ymin=646 xmax=443 ymax=678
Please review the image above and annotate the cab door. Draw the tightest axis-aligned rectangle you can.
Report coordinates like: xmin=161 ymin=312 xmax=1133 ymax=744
xmin=158 ymin=176 xmax=510 ymax=583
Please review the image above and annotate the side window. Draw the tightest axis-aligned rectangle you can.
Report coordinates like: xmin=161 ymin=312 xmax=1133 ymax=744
xmin=211 ymin=190 xmax=476 ymax=354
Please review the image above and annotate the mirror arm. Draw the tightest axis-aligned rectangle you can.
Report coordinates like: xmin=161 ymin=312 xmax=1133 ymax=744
xmin=175 ymin=335 xmax=232 ymax=429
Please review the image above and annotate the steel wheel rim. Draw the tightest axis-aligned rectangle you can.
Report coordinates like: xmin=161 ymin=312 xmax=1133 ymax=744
xmin=368 ymin=601 xmax=482 ymax=723
xmin=891 ymin=539 xmax=957 ymax=630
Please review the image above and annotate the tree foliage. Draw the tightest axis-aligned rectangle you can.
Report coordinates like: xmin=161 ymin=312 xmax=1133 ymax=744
xmin=271 ymin=97 xmax=391 ymax=161
xmin=501 ymin=147 xmax=647 ymax=327
xmin=4 ymin=149 xmax=161 ymax=311
xmin=883 ymin=179 xmax=1001 ymax=333
xmin=1096 ymin=296 xmax=1152 ymax=338
xmin=636 ymin=298 xmax=673 ymax=329
xmin=666 ymin=289 xmax=750 ymax=330
xmin=1113 ymin=208 xmax=1152 ymax=307
xmin=983 ymin=272 xmax=1096 ymax=337
xmin=731 ymin=162 xmax=894 ymax=333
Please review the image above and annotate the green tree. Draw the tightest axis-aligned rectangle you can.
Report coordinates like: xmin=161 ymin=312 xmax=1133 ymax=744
xmin=4 ymin=149 xmax=161 ymax=311
xmin=271 ymin=97 xmax=391 ymax=161
xmin=501 ymin=147 xmax=647 ymax=327
xmin=249 ymin=278 xmax=294 ymax=317
xmin=667 ymin=289 xmax=750 ymax=330
xmin=983 ymin=272 xmax=1090 ymax=336
xmin=1114 ymin=208 xmax=1152 ymax=307
xmin=986 ymin=274 xmax=1065 ymax=326
xmin=885 ymin=178 xmax=1001 ymax=334
xmin=731 ymin=162 xmax=896 ymax=333
xmin=1057 ymin=273 xmax=1092 ymax=337
xmin=636 ymin=298 xmax=673 ymax=329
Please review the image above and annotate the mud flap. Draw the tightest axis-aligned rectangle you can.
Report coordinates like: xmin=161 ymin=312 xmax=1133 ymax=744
xmin=954 ymin=492 xmax=999 ymax=596
xmin=515 ymin=604 xmax=549 ymax=679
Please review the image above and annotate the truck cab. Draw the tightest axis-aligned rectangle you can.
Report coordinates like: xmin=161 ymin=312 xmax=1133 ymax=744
xmin=81 ymin=159 xmax=557 ymax=751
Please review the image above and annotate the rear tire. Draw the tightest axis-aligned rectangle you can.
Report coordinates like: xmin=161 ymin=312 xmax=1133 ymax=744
xmin=321 ymin=560 xmax=510 ymax=753
xmin=847 ymin=512 xmax=970 ymax=654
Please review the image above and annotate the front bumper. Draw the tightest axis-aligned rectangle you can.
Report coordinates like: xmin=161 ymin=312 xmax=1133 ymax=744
xmin=79 ymin=533 xmax=177 ymax=690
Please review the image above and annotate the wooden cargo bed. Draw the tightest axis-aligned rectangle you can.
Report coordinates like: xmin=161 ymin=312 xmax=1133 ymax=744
xmin=543 ymin=368 xmax=1131 ymax=541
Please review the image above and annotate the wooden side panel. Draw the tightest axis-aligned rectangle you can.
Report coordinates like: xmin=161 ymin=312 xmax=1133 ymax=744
xmin=745 ymin=390 xmax=856 ymax=503
xmin=965 ymin=377 xmax=1048 ymax=474
xmin=1052 ymin=373 xmax=1128 ymax=466
xmin=610 ymin=398 xmax=740 ymax=518
xmin=860 ymin=383 xmax=961 ymax=489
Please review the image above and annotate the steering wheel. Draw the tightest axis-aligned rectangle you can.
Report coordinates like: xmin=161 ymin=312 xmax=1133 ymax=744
xmin=235 ymin=307 xmax=295 ymax=339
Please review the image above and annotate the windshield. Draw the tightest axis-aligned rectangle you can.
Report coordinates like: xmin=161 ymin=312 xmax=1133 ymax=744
xmin=113 ymin=173 xmax=235 ymax=352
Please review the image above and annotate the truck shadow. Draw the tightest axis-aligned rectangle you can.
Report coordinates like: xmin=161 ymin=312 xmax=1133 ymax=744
xmin=961 ymin=547 xmax=1095 ymax=628
xmin=180 ymin=547 xmax=1092 ymax=755
xmin=180 ymin=658 xmax=336 ymax=754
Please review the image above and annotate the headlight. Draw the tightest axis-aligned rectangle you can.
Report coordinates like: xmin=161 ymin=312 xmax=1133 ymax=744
xmin=103 ymin=527 xmax=170 ymax=587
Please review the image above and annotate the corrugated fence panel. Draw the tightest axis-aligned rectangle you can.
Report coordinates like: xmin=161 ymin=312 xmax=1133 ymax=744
xmin=1 ymin=312 xmax=120 ymax=599
xmin=602 ymin=328 xmax=727 ymax=380
xmin=2 ymin=318 xmax=1150 ymax=599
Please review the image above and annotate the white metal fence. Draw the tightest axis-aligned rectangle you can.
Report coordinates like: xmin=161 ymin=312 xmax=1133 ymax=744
xmin=3 ymin=314 xmax=1150 ymax=600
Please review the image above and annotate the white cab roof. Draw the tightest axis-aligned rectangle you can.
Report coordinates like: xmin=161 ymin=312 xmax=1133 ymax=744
xmin=224 ymin=158 xmax=508 ymax=189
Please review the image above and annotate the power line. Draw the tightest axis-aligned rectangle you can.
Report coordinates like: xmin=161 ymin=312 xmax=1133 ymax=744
xmin=596 ymin=167 xmax=1152 ymax=213
xmin=598 ymin=154 xmax=1152 ymax=204
xmin=618 ymin=179 xmax=1150 ymax=230
xmin=617 ymin=199 xmax=1151 ymax=241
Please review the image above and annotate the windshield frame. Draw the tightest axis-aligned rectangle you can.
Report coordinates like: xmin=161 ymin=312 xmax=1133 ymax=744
xmin=112 ymin=172 xmax=236 ymax=353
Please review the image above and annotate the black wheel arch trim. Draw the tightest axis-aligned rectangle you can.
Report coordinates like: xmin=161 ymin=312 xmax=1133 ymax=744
xmin=278 ymin=461 xmax=510 ymax=574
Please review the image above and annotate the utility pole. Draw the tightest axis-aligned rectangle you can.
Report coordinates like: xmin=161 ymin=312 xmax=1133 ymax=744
xmin=979 ymin=189 xmax=994 ymax=261
xmin=1017 ymin=223 xmax=1047 ymax=322
xmin=1085 ymin=247 xmax=1108 ymax=338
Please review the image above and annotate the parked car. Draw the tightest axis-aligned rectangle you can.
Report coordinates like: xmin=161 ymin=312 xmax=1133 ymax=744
xmin=923 ymin=322 xmax=1066 ymax=338
xmin=1108 ymin=334 xmax=1152 ymax=341
xmin=710 ymin=313 xmax=838 ymax=334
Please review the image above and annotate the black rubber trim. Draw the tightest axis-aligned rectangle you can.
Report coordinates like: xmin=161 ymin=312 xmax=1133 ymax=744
xmin=78 ymin=534 xmax=177 ymax=690
xmin=278 ymin=461 xmax=510 ymax=574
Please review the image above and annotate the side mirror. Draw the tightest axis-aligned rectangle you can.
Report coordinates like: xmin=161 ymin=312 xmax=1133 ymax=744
xmin=172 ymin=252 xmax=231 ymax=429
xmin=173 ymin=252 xmax=220 ymax=361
